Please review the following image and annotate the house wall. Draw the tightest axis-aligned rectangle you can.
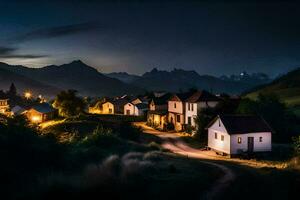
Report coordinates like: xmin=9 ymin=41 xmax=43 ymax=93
xmin=208 ymin=119 xmax=231 ymax=154
xmin=147 ymin=113 xmax=166 ymax=130
xmin=168 ymin=100 xmax=183 ymax=114
xmin=230 ymin=132 xmax=272 ymax=154
xmin=185 ymin=102 xmax=197 ymax=127
xmin=102 ymin=102 xmax=114 ymax=114
xmin=168 ymin=112 xmax=184 ymax=131
xmin=26 ymin=109 xmax=54 ymax=123
xmin=149 ymin=101 xmax=155 ymax=111
xmin=124 ymin=103 xmax=136 ymax=115
xmin=0 ymin=99 xmax=9 ymax=114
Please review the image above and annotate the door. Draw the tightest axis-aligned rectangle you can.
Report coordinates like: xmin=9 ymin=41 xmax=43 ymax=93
xmin=247 ymin=137 xmax=254 ymax=153
xmin=188 ymin=117 xmax=191 ymax=125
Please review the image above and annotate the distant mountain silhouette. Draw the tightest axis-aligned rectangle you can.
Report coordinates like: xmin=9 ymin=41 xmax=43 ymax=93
xmin=127 ymin=68 xmax=268 ymax=94
xmin=105 ymin=72 xmax=140 ymax=83
xmin=0 ymin=61 xmax=143 ymax=97
xmin=0 ymin=64 xmax=60 ymax=97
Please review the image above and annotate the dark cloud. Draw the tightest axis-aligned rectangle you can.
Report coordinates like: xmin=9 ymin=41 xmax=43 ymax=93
xmin=12 ymin=22 xmax=104 ymax=42
xmin=0 ymin=46 xmax=48 ymax=59
xmin=0 ymin=47 xmax=16 ymax=55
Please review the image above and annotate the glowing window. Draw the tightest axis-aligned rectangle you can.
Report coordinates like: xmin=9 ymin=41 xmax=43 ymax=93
xmin=238 ymin=137 xmax=242 ymax=144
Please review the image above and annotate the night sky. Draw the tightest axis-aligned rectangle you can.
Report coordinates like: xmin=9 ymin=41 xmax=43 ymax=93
xmin=0 ymin=0 xmax=300 ymax=77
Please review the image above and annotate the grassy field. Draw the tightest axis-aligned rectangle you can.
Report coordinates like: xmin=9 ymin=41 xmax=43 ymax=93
xmin=1 ymin=115 xmax=224 ymax=200
xmin=220 ymin=161 xmax=300 ymax=200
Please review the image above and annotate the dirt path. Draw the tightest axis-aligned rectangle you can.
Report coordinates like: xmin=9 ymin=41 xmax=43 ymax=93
xmin=135 ymin=122 xmax=236 ymax=200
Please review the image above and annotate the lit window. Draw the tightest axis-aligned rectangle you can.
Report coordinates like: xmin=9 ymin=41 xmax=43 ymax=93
xmin=259 ymin=137 xmax=263 ymax=142
xmin=215 ymin=132 xmax=218 ymax=139
xmin=221 ymin=135 xmax=224 ymax=141
xmin=238 ymin=137 xmax=242 ymax=144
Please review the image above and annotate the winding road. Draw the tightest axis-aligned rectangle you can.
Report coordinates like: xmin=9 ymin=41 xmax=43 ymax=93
xmin=134 ymin=122 xmax=236 ymax=200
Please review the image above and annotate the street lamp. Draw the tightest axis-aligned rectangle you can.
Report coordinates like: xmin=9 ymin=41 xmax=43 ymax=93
xmin=24 ymin=92 xmax=32 ymax=100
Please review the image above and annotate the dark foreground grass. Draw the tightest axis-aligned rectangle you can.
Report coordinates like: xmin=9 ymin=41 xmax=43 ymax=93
xmin=219 ymin=161 xmax=300 ymax=200
xmin=0 ymin=117 xmax=223 ymax=200
xmin=23 ymin=153 xmax=223 ymax=200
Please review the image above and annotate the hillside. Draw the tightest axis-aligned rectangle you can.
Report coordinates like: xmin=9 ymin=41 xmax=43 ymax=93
xmin=0 ymin=61 xmax=143 ymax=97
xmin=0 ymin=66 xmax=60 ymax=97
xmin=130 ymin=68 xmax=264 ymax=94
xmin=245 ymin=67 xmax=300 ymax=116
xmin=105 ymin=72 xmax=140 ymax=83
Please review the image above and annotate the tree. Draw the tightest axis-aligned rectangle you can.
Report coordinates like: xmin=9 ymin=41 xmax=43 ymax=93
xmin=194 ymin=108 xmax=215 ymax=142
xmin=237 ymin=94 xmax=299 ymax=142
xmin=7 ymin=83 xmax=17 ymax=97
xmin=53 ymin=90 xmax=86 ymax=117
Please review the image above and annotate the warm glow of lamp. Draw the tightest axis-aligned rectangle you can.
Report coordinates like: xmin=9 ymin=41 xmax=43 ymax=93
xmin=31 ymin=116 xmax=41 ymax=123
xmin=24 ymin=92 xmax=32 ymax=99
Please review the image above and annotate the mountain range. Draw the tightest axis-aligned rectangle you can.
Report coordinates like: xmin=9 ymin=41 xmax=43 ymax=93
xmin=107 ymin=68 xmax=271 ymax=94
xmin=0 ymin=60 xmax=272 ymax=98
xmin=0 ymin=61 xmax=143 ymax=98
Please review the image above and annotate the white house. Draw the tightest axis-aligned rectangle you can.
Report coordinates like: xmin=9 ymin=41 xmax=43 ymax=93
xmin=124 ymin=102 xmax=148 ymax=116
xmin=184 ymin=90 xmax=220 ymax=128
xmin=207 ymin=115 xmax=272 ymax=156
xmin=168 ymin=90 xmax=220 ymax=131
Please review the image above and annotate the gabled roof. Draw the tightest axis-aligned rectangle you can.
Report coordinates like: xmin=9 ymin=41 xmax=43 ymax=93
xmin=136 ymin=103 xmax=148 ymax=109
xmin=152 ymin=93 xmax=172 ymax=105
xmin=31 ymin=103 xmax=55 ymax=114
xmin=207 ymin=115 xmax=273 ymax=134
xmin=185 ymin=90 xmax=221 ymax=103
xmin=169 ymin=90 xmax=220 ymax=103
xmin=111 ymin=98 xmax=129 ymax=107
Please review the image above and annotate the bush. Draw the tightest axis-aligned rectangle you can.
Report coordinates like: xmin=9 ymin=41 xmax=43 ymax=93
xmin=117 ymin=122 xmax=141 ymax=141
xmin=80 ymin=125 xmax=119 ymax=147
xmin=293 ymin=136 xmax=300 ymax=155
xmin=166 ymin=122 xmax=174 ymax=131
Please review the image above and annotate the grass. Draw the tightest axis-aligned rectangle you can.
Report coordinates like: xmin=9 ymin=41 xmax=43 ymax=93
xmin=36 ymin=152 xmax=224 ymax=200
xmin=0 ymin=115 xmax=225 ymax=200
xmin=219 ymin=161 xmax=300 ymax=200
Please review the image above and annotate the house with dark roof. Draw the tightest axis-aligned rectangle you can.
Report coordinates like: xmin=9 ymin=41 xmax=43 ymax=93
xmin=147 ymin=93 xmax=172 ymax=130
xmin=124 ymin=102 xmax=148 ymax=116
xmin=206 ymin=115 xmax=272 ymax=156
xmin=168 ymin=90 xmax=221 ymax=131
xmin=26 ymin=103 xmax=55 ymax=123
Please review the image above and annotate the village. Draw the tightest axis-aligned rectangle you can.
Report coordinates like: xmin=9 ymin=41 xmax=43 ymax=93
xmin=0 ymin=83 xmax=273 ymax=158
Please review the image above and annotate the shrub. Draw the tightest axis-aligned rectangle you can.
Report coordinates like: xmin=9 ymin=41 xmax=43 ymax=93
xmin=166 ymin=122 xmax=174 ymax=131
xmin=293 ymin=135 xmax=300 ymax=155
xmin=80 ymin=125 xmax=119 ymax=147
xmin=117 ymin=122 xmax=141 ymax=141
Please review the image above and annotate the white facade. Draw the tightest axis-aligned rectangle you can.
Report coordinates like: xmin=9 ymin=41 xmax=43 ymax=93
xmin=124 ymin=103 xmax=146 ymax=116
xmin=124 ymin=103 xmax=137 ymax=116
xmin=185 ymin=102 xmax=197 ymax=127
xmin=168 ymin=100 xmax=183 ymax=114
xmin=208 ymin=118 xmax=272 ymax=155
